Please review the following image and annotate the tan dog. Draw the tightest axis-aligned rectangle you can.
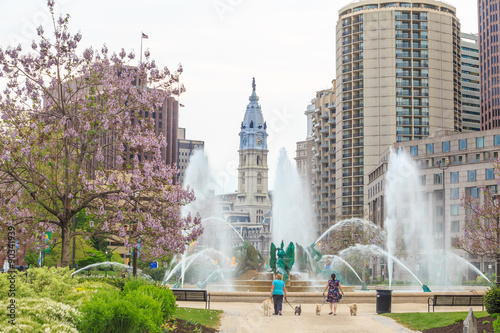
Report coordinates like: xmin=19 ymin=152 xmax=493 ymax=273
xmin=315 ymin=304 xmax=321 ymax=315
xmin=348 ymin=303 xmax=358 ymax=316
xmin=262 ymin=299 xmax=273 ymax=316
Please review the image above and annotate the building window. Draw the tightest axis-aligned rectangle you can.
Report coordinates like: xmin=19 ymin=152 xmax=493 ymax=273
xmin=257 ymin=173 xmax=262 ymax=185
xmin=256 ymin=209 xmax=264 ymax=223
xmin=450 ymin=172 xmax=459 ymax=183
xmin=442 ymin=141 xmax=450 ymax=152
xmin=450 ymin=188 xmax=459 ymax=199
xmin=426 ymin=143 xmax=434 ymax=154
xmin=459 ymin=139 xmax=467 ymax=150
xmin=476 ymin=136 xmax=485 ymax=148
xmin=420 ymin=175 xmax=426 ymax=186
xmin=468 ymin=170 xmax=476 ymax=181
xmin=495 ymin=135 xmax=500 ymax=146
xmin=451 ymin=221 xmax=460 ymax=232
xmin=470 ymin=187 xmax=480 ymax=198
xmin=451 ymin=204 xmax=459 ymax=216
xmin=486 ymin=168 xmax=495 ymax=180
xmin=410 ymin=145 xmax=418 ymax=156
xmin=434 ymin=174 xmax=442 ymax=184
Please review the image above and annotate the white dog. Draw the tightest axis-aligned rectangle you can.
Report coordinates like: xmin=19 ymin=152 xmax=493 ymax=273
xmin=315 ymin=304 xmax=322 ymax=315
xmin=262 ymin=298 xmax=273 ymax=316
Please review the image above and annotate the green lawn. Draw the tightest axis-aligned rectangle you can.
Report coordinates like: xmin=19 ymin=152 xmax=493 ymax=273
xmin=382 ymin=311 xmax=490 ymax=331
xmin=173 ymin=307 xmax=223 ymax=329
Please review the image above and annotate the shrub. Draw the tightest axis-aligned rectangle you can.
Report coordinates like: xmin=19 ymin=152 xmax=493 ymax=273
xmin=494 ymin=314 xmax=500 ymax=333
xmin=485 ymin=286 xmax=500 ymax=314
xmin=130 ymin=285 xmax=177 ymax=320
xmin=0 ymin=297 xmax=81 ymax=332
xmin=79 ymin=287 xmax=162 ymax=333
xmin=141 ymin=266 xmax=168 ymax=282
xmin=77 ymin=276 xmax=128 ymax=291
xmin=122 ymin=277 xmax=152 ymax=294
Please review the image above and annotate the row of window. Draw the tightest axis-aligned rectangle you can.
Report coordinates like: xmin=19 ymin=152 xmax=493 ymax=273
xmin=410 ymin=135 xmax=500 ymax=156
xmin=432 ymin=168 xmax=496 ymax=185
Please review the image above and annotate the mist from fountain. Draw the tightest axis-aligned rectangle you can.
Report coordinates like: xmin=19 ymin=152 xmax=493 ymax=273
xmin=71 ymin=262 xmax=152 ymax=280
xmin=384 ymin=149 xmax=438 ymax=288
xmin=341 ymin=244 xmax=425 ymax=287
xmin=320 ymin=254 xmax=364 ymax=285
xmin=272 ymin=148 xmax=315 ymax=246
xmin=448 ymin=252 xmax=491 ymax=285
xmin=163 ymin=151 xmax=244 ymax=289
xmin=315 ymin=218 xmax=386 ymax=245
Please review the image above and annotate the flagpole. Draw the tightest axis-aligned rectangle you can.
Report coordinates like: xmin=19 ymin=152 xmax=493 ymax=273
xmin=140 ymin=32 xmax=143 ymax=65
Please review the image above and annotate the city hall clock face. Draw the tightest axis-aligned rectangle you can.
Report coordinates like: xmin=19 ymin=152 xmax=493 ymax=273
xmin=256 ymin=137 xmax=262 ymax=145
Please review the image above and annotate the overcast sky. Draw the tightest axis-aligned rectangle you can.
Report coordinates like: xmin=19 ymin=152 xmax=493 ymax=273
xmin=0 ymin=0 xmax=479 ymax=193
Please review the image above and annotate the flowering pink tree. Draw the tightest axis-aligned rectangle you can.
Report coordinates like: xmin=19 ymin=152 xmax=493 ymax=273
xmin=454 ymin=160 xmax=500 ymax=285
xmin=0 ymin=1 xmax=202 ymax=268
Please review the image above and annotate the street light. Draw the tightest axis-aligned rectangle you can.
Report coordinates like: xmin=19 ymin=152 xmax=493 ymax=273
xmin=436 ymin=158 xmax=449 ymax=285
xmin=105 ymin=250 xmax=108 ymax=278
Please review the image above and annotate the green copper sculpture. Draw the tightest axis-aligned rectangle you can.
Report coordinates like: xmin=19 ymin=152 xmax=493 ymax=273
xmin=233 ymin=241 xmax=265 ymax=277
xmin=295 ymin=242 xmax=323 ymax=272
xmin=270 ymin=241 xmax=295 ymax=283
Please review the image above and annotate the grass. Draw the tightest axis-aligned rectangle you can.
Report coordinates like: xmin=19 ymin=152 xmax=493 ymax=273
xmin=382 ymin=311 xmax=490 ymax=331
xmin=173 ymin=307 xmax=223 ymax=329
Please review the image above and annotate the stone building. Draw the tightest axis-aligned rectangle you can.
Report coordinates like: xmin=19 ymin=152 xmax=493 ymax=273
xmin=367 ymin=129 xmax=500 ymax=279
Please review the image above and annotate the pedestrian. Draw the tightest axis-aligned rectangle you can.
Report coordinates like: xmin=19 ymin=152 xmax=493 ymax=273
xmin=270 ymin=273 xmax=287 ymax=315
xmin=323 ymin=273 xmax=343 ymax=315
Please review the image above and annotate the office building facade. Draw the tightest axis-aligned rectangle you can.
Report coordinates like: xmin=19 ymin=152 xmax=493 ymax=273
xmin=336 ymin=0 xmax=462 ymax=218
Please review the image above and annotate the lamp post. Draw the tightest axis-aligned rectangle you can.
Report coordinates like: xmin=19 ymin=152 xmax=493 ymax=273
xmin=437 ymin=158 xmax=449 ymax=285
xmin=105 ymin=250 xmax=108 ymax=278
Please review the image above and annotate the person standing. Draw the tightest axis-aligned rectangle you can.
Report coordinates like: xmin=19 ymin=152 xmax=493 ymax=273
xmin=323 ymin=273 xmax=343 ymax=315
xmin=270 ymin=273 xmax=287 ymax=315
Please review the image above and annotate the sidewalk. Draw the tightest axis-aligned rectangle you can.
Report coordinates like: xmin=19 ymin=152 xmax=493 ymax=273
xmin=177 ymin=301 xmax=476 ymax=333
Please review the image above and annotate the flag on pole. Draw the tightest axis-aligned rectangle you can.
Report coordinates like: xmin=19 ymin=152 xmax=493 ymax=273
xmin=142 ymin=32 xmax=149 ymax=39
xmin=179 ymin=103 xmax=185 ymax=107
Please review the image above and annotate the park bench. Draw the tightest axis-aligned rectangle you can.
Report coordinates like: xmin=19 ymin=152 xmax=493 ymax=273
xmin=171 ymin=289 xmax=210 ymax=309
xmin=428 ymin=295 xmax=484 ymax=312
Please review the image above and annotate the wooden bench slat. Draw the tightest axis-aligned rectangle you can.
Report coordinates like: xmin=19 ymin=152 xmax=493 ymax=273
xmin=428 ymin=295 xmax=483 ymax=312
xmin=171 ymin=289 xmax=210 ymax=309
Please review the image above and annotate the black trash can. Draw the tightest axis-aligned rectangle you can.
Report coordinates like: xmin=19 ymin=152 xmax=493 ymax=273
xmin=376 ymin=290 xmax=392 ymax=314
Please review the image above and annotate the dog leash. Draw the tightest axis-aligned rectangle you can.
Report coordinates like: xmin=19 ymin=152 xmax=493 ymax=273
xmin=285 ymin=298 xmax=295 ymax=310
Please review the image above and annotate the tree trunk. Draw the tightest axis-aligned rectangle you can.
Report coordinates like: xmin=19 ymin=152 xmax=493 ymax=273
xmin=60 ymin=222 xmax=71 ymax=267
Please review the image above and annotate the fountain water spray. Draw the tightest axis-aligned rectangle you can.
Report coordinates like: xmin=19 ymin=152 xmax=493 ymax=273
xmin=272 ymin=148 xmax=315 ymax=246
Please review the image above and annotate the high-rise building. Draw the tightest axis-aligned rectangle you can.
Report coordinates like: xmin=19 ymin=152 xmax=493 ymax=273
xmin=335 ymin=0 xmax=461 ymax=218
xmin=177 ymin=128 xmax=204 ymax=185
xmin=310 ymin=81 xmax=337 ymax=234
xmin=461 ymin=33 xmax=481 ymax=131
xmin=478 ymin=0 xmax=500 ymax=130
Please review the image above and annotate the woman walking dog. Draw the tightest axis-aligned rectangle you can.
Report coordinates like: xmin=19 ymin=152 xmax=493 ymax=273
xmin=323 ymin=273 xmax=343 ymax=315
xmin=270 ymin=273 xmax=287 ymax=315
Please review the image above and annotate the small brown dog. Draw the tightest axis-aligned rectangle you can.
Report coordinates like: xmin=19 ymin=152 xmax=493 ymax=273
xmin=262 ymin=299 xmax=273 ymax=316
xmin=315 ymin=304 xmax=321 ymax=315
xmin=348 ymin=303 xmax=358 ymax=316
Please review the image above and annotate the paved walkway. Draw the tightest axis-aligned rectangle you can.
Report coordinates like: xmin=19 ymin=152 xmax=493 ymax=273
xmin=178 ymin=301 xmax=485 ymax=333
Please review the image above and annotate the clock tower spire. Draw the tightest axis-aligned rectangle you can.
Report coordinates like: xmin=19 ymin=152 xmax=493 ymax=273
xmin=235 ymin=78 xmax=271 ymax=223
